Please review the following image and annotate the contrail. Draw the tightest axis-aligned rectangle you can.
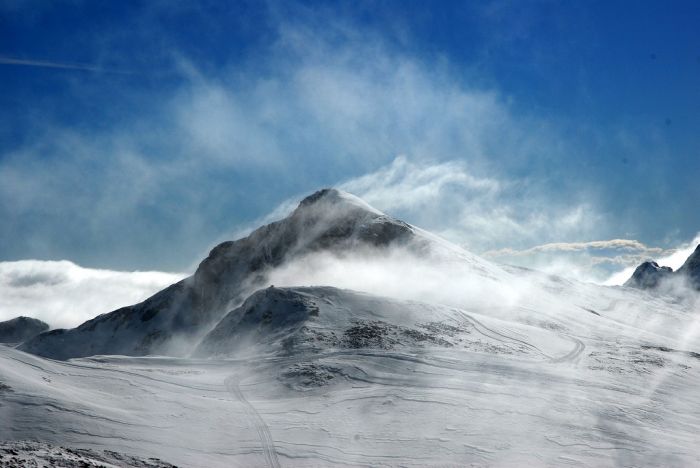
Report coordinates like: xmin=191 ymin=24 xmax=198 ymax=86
xmin=0 ymin=56 xmax=132 ymax=74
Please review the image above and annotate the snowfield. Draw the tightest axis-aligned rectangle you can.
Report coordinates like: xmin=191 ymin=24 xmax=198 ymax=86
xmin=2 ymin=189 xmax=700 ymax=467
xmin=2 ymin=283 xmax=700 ymax=466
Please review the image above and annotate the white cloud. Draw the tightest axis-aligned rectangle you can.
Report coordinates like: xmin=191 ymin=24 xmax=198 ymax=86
xmin=484 ymin=239 xmax=661 ymax=256
xmin=0 ymin=260 xmax=185 ymax=329
xmin=4 ymin=6 xmax=682 ymax=289
xmin=481 ymin=238 xmax=669 ymax=282
xmin=336 ymin=156 xmax=603 ymax=256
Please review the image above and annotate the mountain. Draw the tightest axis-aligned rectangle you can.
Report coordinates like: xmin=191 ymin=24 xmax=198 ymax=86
xmin=0 ymin=316 xmax=48 ymax=344
xmin=3 ymin=275 xmax=700 ymax=466
xmin=676 ymin=244 xmax=700 ymax=289
xmin=625 ymin=245 xmax=700 ymax=291
xmin=6 ymin=190 xmax=700 ymax=466
xmin=20 ymin=189 xmax=486 ymax=360
xmin=624 ymin=261 xmax=673 ymax=289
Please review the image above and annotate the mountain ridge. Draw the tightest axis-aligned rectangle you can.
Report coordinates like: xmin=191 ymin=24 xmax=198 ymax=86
xmin=0 ymin=316 xmax=49 ymax=344
xmin=18 ymin=189 xmax=451 ymax=360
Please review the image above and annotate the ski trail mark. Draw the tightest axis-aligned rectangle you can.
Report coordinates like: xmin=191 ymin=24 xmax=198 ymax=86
xmin=225 ymin=374 xmax=281 ymax=468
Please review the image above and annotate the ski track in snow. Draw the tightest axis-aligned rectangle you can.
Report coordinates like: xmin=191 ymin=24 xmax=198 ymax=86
xmin=224 ymin=373 xmax=281 ymax=468
xmin=2 ymin=340 xmax=700 ymax=467
xmin=550 ymin=336 xmax=586 ymax=364
xmin=454 ymin=310 xmax=555 ymax=360
xmin=5 ymin=190 xmax=700 ymax=466
xmin=3 ymin=278 xmax=700 ymax=467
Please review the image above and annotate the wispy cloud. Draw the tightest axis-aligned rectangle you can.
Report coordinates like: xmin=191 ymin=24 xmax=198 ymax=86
xmin=1 ymin=12 xmax=584 ymax=270
xmin=338 ymin=156 xmax=603 ymax=257
xmin=484 ymin=239 xmax=660 ymax=256
xmin=0 ymin=55 xmax=132 ymax=74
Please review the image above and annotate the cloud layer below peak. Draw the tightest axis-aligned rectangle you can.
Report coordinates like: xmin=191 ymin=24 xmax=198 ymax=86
xmin=0 ymin=260 xmax=184 ymax=329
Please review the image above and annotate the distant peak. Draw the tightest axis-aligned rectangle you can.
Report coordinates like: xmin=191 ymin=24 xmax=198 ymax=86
xmin=624 ymin=260 xmax=673 ymax=289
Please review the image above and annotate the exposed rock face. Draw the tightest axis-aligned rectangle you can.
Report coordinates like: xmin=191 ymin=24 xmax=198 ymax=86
xmin=676 ymin=245 xmax=700 ymax=290
xmin=625 ymin=244 xmax=700 ymax=291
xmin=624 ymin=261 xmax=673 ymax=289
xmin=0 ymin=316 xmax=49 ymax=344
xmin=20 ymin=189 xmax=417 ymax=360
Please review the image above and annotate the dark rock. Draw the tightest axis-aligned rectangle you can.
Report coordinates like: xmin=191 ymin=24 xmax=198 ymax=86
xmin=624 ymin=261 xmax=673 ymax=289
xmin=676 ymin=244 xmax=700 ymax=290
xmin=0 ymin=316 xmax=49 ymax=344
xmin=625 ymin=244 xmax=700 ymax=292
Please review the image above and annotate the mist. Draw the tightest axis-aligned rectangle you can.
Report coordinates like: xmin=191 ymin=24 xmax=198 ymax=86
xmin=266 ymin=245 xmax=527 ymax=315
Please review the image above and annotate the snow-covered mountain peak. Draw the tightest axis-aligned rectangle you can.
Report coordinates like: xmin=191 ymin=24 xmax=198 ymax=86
xmin=18 ymin=189 xmax=422 ymax=359
xmin=191 ymin=189 xmax=415 ymax=312
xmin=296 ymin=188 xmax=384 ymax=216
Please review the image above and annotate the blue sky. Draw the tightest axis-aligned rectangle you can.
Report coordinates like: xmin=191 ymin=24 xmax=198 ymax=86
xmin=1 ymin=0 xmax=699 ymax=279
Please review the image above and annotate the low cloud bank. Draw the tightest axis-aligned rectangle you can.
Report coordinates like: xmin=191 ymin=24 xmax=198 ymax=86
xmin=0 ymin=260 xmax=185 ymax=329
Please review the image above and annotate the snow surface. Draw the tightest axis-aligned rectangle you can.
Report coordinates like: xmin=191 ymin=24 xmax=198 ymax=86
xmin=3 ymin=279 xmax=700 ymax=466
xmin=3 ymin=189 xmax=700 ymax=467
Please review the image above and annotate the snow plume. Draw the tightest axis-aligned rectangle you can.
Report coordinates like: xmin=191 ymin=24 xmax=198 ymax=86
xmin=266 ymin=245 xmax=524 ymax=314
xmin=338 ymin=156 xmax=603 ymax=256
xmin=231 ymin=156 xmax=607 ymax=283
xmin=0 ymin=260 xmax=184 ymax=328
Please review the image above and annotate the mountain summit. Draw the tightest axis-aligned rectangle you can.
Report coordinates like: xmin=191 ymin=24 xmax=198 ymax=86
xmin=625 ymin=244 xmax=700 ymax=291
xmin=18 ymin=189 xmax=427 ymax=359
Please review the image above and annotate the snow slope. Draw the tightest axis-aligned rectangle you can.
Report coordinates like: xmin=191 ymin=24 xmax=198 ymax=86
xmin=3 ymin=280 xmax=700 ymax=466
xmin=4 ymin=189 xmax=700 ymax=466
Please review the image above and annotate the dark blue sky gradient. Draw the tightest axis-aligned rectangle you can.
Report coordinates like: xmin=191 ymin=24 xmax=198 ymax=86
xmin=1 ymin=0 xmax=698 ymax=270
